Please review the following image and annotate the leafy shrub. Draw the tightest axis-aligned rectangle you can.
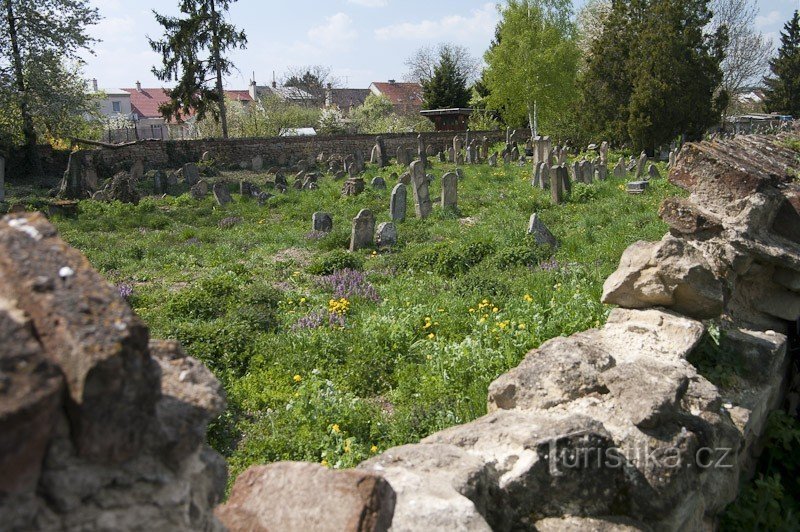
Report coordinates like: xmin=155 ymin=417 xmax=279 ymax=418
xmin=492 ymin=245 xmax=537 ymax=269
xmin=569 ymin=182 xmax=599 ymax=203
xmin=165 ymin=272 xmax=241 ymax=320
xmin=307 ymin=249 xmax=364 ymax=275
xmin=454 ymin=268 xmax=510 ymax=298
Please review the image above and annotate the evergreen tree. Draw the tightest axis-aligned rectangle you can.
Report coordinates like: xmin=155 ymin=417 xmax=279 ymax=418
xmin=580 ymin=0 xmax=725 ymax=151
xmin=422 ymin=48 xmax=471 ymax=109
xmin=150 ymin=0 xmax=246 ymax=139
xmin=763 ymin=11 xmax=800 ymax=116
xmin=1 ymin=0 xmax=99 ymax=171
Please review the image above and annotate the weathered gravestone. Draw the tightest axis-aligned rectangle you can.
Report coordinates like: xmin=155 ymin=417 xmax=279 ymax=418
xmin=438 ymin=151 xmax=445 ymax=163
xmin=488 ymin=152 xmax=498 ymax=167
xmin=455 ymin=152 xmax=464 ymax=166
xmin=636 ymin=152 xmax=648 ymax=179
xmin=153 ymin=171 xmax=164 ymax=195
xmin=375 ymin=222 xmax=397 ymax=248
xmin=647 ymin=164 xmax=661 ymax=180
xmin=550 ymin=166 xmax=563 ymax=205
xmin=190 ymin=180 xmax=208 ymax=200
xmin=417 ymin=135 xmax=427 ymax=168
xmin=426 ymin=145 xmax=436 ymax=157
xmin=342 ymin=177 xmax=365 ymax=197
xmin=614 ymin=158 xmax=626 ymax=179
xmin=582 ymin=160 xmax=594 ymax=184
xmin=447 ymin=147 xmax=455 ymax=163
xmin=312 ymin=212 xmax=333 ymax=233
xmin=399 ymin=172 xmax=411 ymax=185
xmin=572 ymin=161 xmax=581 ymax=183
xmin=599 ymin=141 xmax=609 ymax=165
xmin=627 ymin=180 xmax=649 ymax=194
xmin=252 ymin=155 xmax=263 ymax=172
xmin=349 ymin=209 xmax=375 ymax=251
xmin=375 ymin=137 xmax=388 ymax=167
xmin=370 ymin=145 xmax=380 ymax=164
xmin=527 ymin=213 xmax=558 ymax=247
xmin=371 ymin=177 xmax=387 ymax=190
xmin=560 ymin=165 xmax=572 ymax=195
xmin=397 ymin=147 xmax=408 ymax=166
xmin=441 ymin=172 xmax=458 ymax=210
xmin=213 ymin=183 xmax=232 ymax=206
xmin=130 ymin=158 xmax=144 ymax=182
xmin=183 ymin=163 xmax=200 ymax=186
xmin=240 ymin=181 xmax=252 ymax=197
xmin=409 ymin=160 xmax=432 ymax=219
xmin=390 ymin=183 xmax=407 ymax=222
xmin=596 ymin=163 xmax=608 ymax=181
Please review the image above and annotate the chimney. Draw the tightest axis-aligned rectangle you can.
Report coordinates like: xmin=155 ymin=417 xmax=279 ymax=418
xmin=249 ymin=79 xmax=257 ymax=100
xmin=388 ymin=79 xmax=396 ymax=84
xmin=136 ymin=81 xmax=142 ymax=92
xmin=272 ymin=80 xmax=277 ymax=88
xmin=92 ymin=78 xmax=98 ymax=92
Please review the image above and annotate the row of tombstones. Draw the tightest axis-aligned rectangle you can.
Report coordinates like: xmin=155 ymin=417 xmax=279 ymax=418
xmin=311 ymin=210 xmax=397 ymax=251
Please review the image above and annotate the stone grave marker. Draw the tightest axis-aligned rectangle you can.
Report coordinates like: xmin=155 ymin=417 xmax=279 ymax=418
xmin=441 ymin=172 xmax=458 ymax=210
xmin=488 ymin=152 xmax=498 ymax=167
xmin=375 ymin=222 xmax=397 ymax=248
xmin=252 ymin=155 xmax=263 ymax=172
xmin=240 ymin=181 xmax=252 ymax=196
xmin=342 ymin=177 xmax=365 ymax=196
xmin=636 ymin=152 xmax=648 ymax=178
xmin=213 ymin=183 xmax=232 ymax=205
xmin=349 ymin=209 xmax=375 ymax=251
xmin=527 ymin=213 xmax=557 ymax=247
xmin=312 ymin=212 xmax=333 ymax=233
xmin=399 ymin=172 xmax=411 ymax=185
xmin=550 ymin=166 xmax=563 ymax=204
xmin=390 ymin=183 xmax=407 ymax=222
xmin=647 ymin=164 xmax=661 ymax=180
xmin=371 ymin=176 xmax=387 ymax=190
xmin=410 ymin=160 xmax=432 ymax=219
xmin=190 ymin=180 xmax=208 ymax=200
xmin=183 ymin=163 xmax=200 ymax=186
xmin=627 ymin=181 xmax=649 ymax=194
xmin=614 ymin=158 xmax=626 ymax=179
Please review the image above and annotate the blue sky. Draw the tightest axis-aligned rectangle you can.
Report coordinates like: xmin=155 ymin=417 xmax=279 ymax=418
xmin=83 ymin=0 xmax=800 ymax=91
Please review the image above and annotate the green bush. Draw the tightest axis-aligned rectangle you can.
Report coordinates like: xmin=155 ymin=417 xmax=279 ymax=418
xmin=307 ymin=249 xmax=364 ymax=275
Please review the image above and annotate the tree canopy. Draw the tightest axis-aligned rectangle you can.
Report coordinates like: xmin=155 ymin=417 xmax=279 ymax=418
xmin=149 ymin=0 xmax=246 ymax=138
xmin=483 ymin=0 xmax=580 ymax=136
xmin=0 ymin=0 xmax=99 ymax=165
xmin=581 ymin=0 xmax=726 ymax=151
xmin=763 ymin=11 xmax=800 ymax=116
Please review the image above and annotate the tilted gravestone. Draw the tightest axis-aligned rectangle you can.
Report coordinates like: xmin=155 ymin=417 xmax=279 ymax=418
xmin=375 ymin=136 xmax=388 ymax=167
xmin=371 ymin=177 xmax=387 ymax=190
xmin=409 ymin=160 xmax=432 ymax=219
xmin=441 ymin=172 xmax=458 ymax=210
xmin=390 ymin=183 xmax=407 ymax=222
xmin=636 ymin=152 xmax=648 ymax=179
xmin=240 ymin=181 xmax=252 ymax=196
xmin=375 ymin=222 xmax=397 ymax=248
xmin=190 ymin=180 xmax=208 ymax=200
xmin=342 ymin=177 xmax=365 ymax=197
xmin=648 ymin=164 xmax=661 ymax=180
xmin=349 ymin=209 xmax=375 ymax=251
xmin=527 ymin=213 xmax=558 ymax=247
xmin=312 ymin=212 xmax=333 ymax=233
xmin=183 ymin=163 xmax=200 ymax=186
xmin=399 ymin=172 xmax=411 ymax=185
xmin=213 ymin=183 xmax=232 ymax=206
xmin=614 ymin=158 xmax=626 ymax=179
xmin=560 ymin=165 xmax=572 ymax=195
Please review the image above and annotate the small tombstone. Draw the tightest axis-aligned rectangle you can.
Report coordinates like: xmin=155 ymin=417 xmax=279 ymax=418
xmin=626 ymin=157 xmax=637 ymax=172
xmin=240 ymin=181 xmax=252 ymax=196
xmin=447 ymin=147 xmax=455 ymax=163
xmin=250 ymin=184 xmax=262 ymax=197
xmin=390 ymin=183 xmax=407 ymax=222
xmin=342 ymin=177 xmax=365 ymax=196
xmin=302 ymin=175 xmax=318 ymax=190
xmin=599 ymin=141 xmax=609 ymax=165
xmin=558 ymin=147 xmax=568 ymax=165
xmin=502 ymin=152 xmax=511 ymax=165
xmin=252 ymin=155 xmax=263 ymax=172
xmin=371 ymin=176 xmax=387 ymax=190
xmin=397 ymin=146 xmax=408 ymax=166
xmin=399 ymin=172 xmax=411 ymax=185
xmin=376 ymin=136 xmax=388 ymax=167
xmin=312 ymin=212 xmax=333 ymax=233
xmin=540 ymin=164 xmax=551 ymax=189
xmin=130 ymin=158 xmax=144 ymax=182
xmin=527 ymin=213 xmax=558 ymax=247
xmin=635 ymin=152 xmax=648 ymax=178
xmin=349 ymin=209 xmax=375 ymax=251
xmin=153 ymin=171 xmax=164 ymax=195
xmin=190 ymin=180 xmax=208 ymax=200
xmin=551 ymin=166 xmax=564 ymax=204
xmin=627 ymin=180 xmax=649 ymax=194
xmin=183 ymin=163 xmax=200 ymax=186
xmin=166 ymin=172 xmax=179 ymax=190
xmin=572 ymin=161 xmax=582 ymax=183
xmin=614 ymin=159 xmax=626 ymax=179
xmin=597 ymin=164 xmax=608 ymax=181
xmin=582 ymin=161 xmax=594 ymax=184
xmin=410 ymin=160 xmax=432 ymax=219
xmin=375 ymin=222 xmax=397 ymax=248
xmin=292 ymin=179 xmax=303 ymax=190
xmin=370 ymin=145 xmax=380 ymax=164
xmin=441 ymin=172 xmax=458 ymax=210
xmin=488 ymin=152 xmax=498 ymax=167
xmin=668 ymin=149 xmax=676 ymax=169
xmin=417 ymin=134 xmax=427 ymax=168
xmin=453 ymin=136 xmax=462 ymax=154
xmin=213 ymin=183 xmax=232 ymax=205
xmin=426 ymin=145 xmax=436 ymax=157
xmin=455 ymin=152 xmax=464 ymax=166
xmin=647 ymin=164 xmax=661 ymax=180
xmin=274 ymin=171 xmax=287 ymax=187
xmin=510 ymin=145 xmax=520 ymax=161
xmin=560 ymin=165 xmax=572 ymax=195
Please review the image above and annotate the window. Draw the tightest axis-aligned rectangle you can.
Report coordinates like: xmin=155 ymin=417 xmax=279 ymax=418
xmin=112 ymin=101 xmax=121 ymax=113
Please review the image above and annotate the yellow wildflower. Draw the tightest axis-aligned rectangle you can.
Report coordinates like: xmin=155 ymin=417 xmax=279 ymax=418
xmin=518 ymin=323 xmax=526 ymax=330
xmin=427 ymin=333 xmax=435 ymax=340
xmin=523 ymin=294 xmax=533 ymax=302
xmin=331 ymin=424 xmax=340 ymax=433
xmin=370 ymin=445 xmax=378 ymax=453
xmin=321 ymin=459 xmax=329 ymax=467
xmin=293 ymin=374 xmax=302 ymax=382
xmin=469 ymin=308 xmax=476 ymax=313
xmin=492 ymin=307 xmax=499 ymax=313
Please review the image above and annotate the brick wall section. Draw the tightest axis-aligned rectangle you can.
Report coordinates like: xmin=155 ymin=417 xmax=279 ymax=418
xmin=87 ymin=130 xmax=505 ymax=178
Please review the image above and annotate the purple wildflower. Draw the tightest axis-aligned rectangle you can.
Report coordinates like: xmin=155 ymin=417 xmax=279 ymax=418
xmin=117 ymin=283 xmax=133 ymax=300
xmin=318 ymin=269 xmax=381 ymax=302
xmin=539 ymin=258 xmax=561 ymax=272
xmin=291 ymin=309 xmax=347 ymax=331
xmin=305 ymin=230 xmax=328 ymax=241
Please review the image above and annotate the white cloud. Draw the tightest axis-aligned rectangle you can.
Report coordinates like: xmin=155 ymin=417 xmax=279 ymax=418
xmin=755 ymin=10 xmax=782 ymax=30
xmin=307 ymin=13 xmax=357 ymax=49
xmin=374 ymin=3 xmax=497 ymax=41
xmin=347 ymin=0 xmax=388 ymax=6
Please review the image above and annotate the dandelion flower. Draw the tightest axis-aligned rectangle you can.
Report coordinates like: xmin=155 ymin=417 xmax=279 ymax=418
xmin=370 ymin=445 xmax=378 ymax=453
xmin=518 ymin=323 xmax=526 ymax=330
xmin=427 ymin=333 xmax=435 ymax=340
xmin=321 ymin=459 xmax=329 ymax=467
xmin=293 ymin=374 xmax=302 ymax=382
xmin=492 ymin=307 xmax=499 ymax=313
xmin=331 ymin=424 xmax=340 ymax=433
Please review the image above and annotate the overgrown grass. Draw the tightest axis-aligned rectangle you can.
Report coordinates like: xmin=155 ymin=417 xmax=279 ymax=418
xmin=28 ymin=149 xmax=681 ymax=482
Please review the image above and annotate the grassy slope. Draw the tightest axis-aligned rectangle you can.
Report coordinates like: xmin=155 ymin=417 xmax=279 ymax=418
xmin=34 ymin=148 xmax=680 ymax=480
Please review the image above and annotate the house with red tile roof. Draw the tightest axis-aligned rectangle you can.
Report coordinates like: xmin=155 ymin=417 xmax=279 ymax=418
xmin=369 ymin=80 xmax=424 ymax=115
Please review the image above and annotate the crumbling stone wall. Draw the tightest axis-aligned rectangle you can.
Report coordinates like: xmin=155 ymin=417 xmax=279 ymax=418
xmin=1 ymin=133 xmax=797 ymax=532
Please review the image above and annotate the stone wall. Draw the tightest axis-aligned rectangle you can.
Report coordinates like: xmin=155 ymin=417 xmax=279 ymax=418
xmin=48 ymin=130 xmax=505 ymax=182
xmin=1 ymin=134 xmax=798 ymax=531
